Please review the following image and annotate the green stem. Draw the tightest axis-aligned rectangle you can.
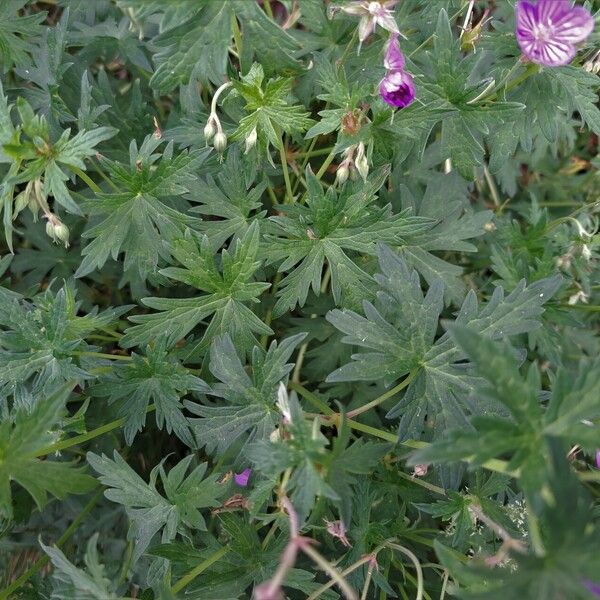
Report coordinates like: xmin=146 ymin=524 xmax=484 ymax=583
xmin=301 ymin=543 xmax=358 ymax=600
xmin=296 ymin=147 xmax=334 ymax=159
xmin=33 ymin=405 xmax=156 ymax=457
xmin=385 ymin=543 xmax=424 ymax=600
xmin=347 ymin=370 xmax=418 ymax=418
xmin=0 ymin=488 xmax=104 ymax=600
xmin=288 ymin=381 xmax=334 ymax=415
xmin=71 ymin=166 xmax=102 ymax=194
xmin=315 ymin=151 xmax=336 ymax=180
xmin=72 ymin=350 xmax=132 ymax=361
xmin=262 ymin=0 xmax=274 ymax=19
xmin=279 ymin=138 xmax=294 ymax=203
xmin=91 ymin=159 xmax=119 ymax=192
xmin=171 ymin=546 xmax=230 ymax=594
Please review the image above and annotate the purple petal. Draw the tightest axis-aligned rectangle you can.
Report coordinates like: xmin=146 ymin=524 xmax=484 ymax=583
xmin=379 ymin=69 xmax=415 ymax=108
xmin=519 ymin=36 xmax=576 ymax=66
xmin=516 ymin=0 xmax=540 ymax=36
xmin=534 ymin=0 xmax=571 ymax=23
xmin=584 ymin=580 xmax=600 ymax=598
xmin=234 ymin=468 xmax=252 ymax=487
xmin=596 ymin=449 xmax=600 ymax=470
xmin=384 ymin=34 xmax=405 ymax=70
xmin=553 ymin=6 xmax=595 ymax=43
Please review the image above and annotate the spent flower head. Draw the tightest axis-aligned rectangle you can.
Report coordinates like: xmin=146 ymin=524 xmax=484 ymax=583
xmin=515 ymin=0 xmax=594 ymax=67
xmin=329 ymin=1 xmax=401 ymax=51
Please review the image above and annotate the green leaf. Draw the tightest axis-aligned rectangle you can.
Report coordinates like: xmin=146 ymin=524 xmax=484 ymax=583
xmin=265 ymin=167 xmax=432 ymax=315
xmin=41 ymin=534 xmax=117 ymax=600
xmin=122 ymin=221 xmax=272 ymax=358
xmin=0 ymin=1 xmax=46 ymax=72
xmin=190 ymin=147 xmax=267 ymax=251
xmin=0 ymin=282 xmax=130 ymax=392
xmin=87 ymin=452 xmax=223 ymax=562
xmin=187 ymin=332 xmax=305 ymax=458
xmin=76 ymin=136 xmax=209 ymax=279
xmin=231 ymin=63 xmax=313 ymax=155
xmin=90 ymin=338 xmax=210 ymax=446
xmin=150 ymin=2 xmax=232 ymax=93
xmin=0 ymin=384 xmax=96 ymax=519
xmin=327 ymin=245 xmax=562 ymax=442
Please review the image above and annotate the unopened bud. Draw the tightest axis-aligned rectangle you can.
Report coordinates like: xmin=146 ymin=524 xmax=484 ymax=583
xmin=336 ymin=164 xmax=349 ymax=185
xmin=204 ymin=115 xmax=217 ymax=142
xmin=213 ymin=131 xmax=227 ymax=153
xmin=54 ymin=222 xmax=70 ymax=247
xmin=355 ymin=142 xmax=369 ymax=181
xmin=45 ymin=220 xmax=54 ymax=239
xmin=582 ymin=244 xmax=592 ymax=261
xmin=244 ymin=127 xmax=257 ymax=154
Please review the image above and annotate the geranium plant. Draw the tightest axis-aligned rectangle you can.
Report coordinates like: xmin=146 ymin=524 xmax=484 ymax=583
xmin=0 ymin=1 xmax=599 ymax=599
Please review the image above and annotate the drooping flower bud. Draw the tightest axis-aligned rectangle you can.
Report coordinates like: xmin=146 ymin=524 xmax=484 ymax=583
xmin=355 ymin=141 xmax=369 ymax=181
xmin=204 ymin=116 xmax=217 ymax=142
xmin=336 ymin=164 xmax=349 ymax=185
xmin=54 ymin=222 xmax=70 ymax=247
xmin=245 ymin=127 xmax=258 ymax=154
xmin=213 ymin=131 xmax=227 ymax=153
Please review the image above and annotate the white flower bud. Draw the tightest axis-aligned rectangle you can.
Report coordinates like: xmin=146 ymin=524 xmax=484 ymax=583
xmin=54 ymin=222 xmax=70 ymax=247
xmin=204 ymin=115 xmax=217 ymax=141
xmin=213 ymin=131 xmax=227 ymax=153
xmin=336 ymin=164 xmax=349 ymax=185
xmin=244 ymin=127 xmax=257 ymax=154
xmin=582 ymin=244 xmax=592 ymax=261
xmin=45 ymin=220 xmax=54 ymax=239
xmin=355 ymin=142 xmax=369 ymax=181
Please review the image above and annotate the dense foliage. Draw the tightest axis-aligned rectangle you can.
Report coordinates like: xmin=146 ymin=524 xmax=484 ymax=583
xmin=0 ymin=1 xmax=599 ymax=599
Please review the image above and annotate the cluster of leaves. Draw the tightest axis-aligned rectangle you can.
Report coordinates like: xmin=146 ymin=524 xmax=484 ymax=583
xmin=0 ymin=2 xmax=599 ymax=600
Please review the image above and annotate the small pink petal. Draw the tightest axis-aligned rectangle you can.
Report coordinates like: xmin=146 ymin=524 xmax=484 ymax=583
xmin=234 ymin=468 xmax=252 ymax=487
xmin=595 ymin=450 xmax=600 ymax=470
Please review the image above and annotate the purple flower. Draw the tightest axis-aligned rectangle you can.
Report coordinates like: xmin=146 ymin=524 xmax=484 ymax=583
xmin=596 ymin=449 xmax=600 ymax=469
xmin=516 ymin=0 xmax=594 ymax=67
xmin=379 ymin=34 xmax=415 ymax=109
xmin=234 ymin=468 xmax=252 ymax=487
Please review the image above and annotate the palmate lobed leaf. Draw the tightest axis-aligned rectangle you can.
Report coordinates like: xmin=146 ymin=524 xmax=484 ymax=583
xmin=121 ymin=220 xmax=272 ymax=358
xmin=265 ymin=166 xmax=433 ymax=316
xmin=87 ymin=451 xmax=223 ymax=562
xmin=76 ymin=136 xmax=209 ymax=279
xmin=327 ymin=244 xmax=562 ymax=442
xmin=0 ymin=383 xmax=96 ymax=520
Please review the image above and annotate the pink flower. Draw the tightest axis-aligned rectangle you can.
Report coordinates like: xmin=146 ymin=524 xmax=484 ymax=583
xmin=516 ymin=0 xmax=594 ymax=67
xmin=234 ymin=468 xmax=252 ymax=487
xmin=379 ymin=34 xmax=415 ymax=109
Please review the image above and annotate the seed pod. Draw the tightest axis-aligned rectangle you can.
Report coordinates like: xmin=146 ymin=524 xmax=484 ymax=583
xmin=213 ymin=131 xmax=227 ymax=153
xmin=45 ymin=220 xmax=55 ymax=239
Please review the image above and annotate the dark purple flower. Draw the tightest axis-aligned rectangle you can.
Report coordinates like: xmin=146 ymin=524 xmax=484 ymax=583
xmin=380 ymin=69 xmax=415 ymax=108
xmin=234 ymin=468 xmax=252 ymax=487
xmin=516 ymin=0 xmax=594 ymax=67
